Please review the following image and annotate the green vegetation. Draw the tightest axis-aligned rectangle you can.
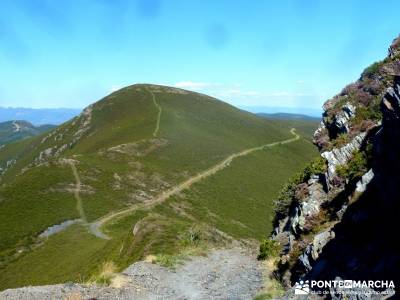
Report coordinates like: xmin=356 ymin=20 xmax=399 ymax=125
xmin=0 ymin=164 xmax=77 ymax=258
xmin=91 ymin=261 xmax=117 ymax=286
xmin=352 ymin=102 xmax=382 ymax=125
xmin=273 ymin=156 xmax=326 ymax=218
xmin=332 ymin=133 xmax=350 ymax=148
xmin=336 ymin=151 xmax=368 ymax=181
xmin=258 ymin=239 xmax=282 ymax=260
xmin=361 ymin=61 xmax=384 ymax=78
xmin=0 ymin=121 xmax=54 ymax=146
xmin=177 ymin=139 xmax=318 ymax=240
xmin=303 ymin=156 xmax=327 ymax=178
xmin=254 ymin=280 xmax=285 ymax=300
xmin=0 ymin=84 xmax=318 ymax=289
xmin=258 ymin=114 xmax=319 ymax=142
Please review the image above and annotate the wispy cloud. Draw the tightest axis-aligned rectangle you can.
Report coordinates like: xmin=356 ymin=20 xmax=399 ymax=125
xmin=110 ymin=85 xmax=122 ymax=92
xmin=173 ymin=81 xmax=214 ymax=89
xmin=166 ymin=80 xmax=321 ymax=109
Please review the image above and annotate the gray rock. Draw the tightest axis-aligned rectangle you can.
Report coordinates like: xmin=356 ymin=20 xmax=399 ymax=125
xmin=291 ymin=180 xmax=328 ymax=234
xmin=334 ymin=103 xmax=356 ymax=133
xmin=310 ymin=230 xmax=335 ymax=260
xmin=322 ymin=133 xmax=366 ymax=182
xmin=388 ymin=36 xmax=400 ymax=59
xmin=336 ymin=204 xmax=348 ymax=220
xmin=355 ymin=169 xmax=374 ymax=193
xmin=298 ymin=229 xmax=335 ymax=272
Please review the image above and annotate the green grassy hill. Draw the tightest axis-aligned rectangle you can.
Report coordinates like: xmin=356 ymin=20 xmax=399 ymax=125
xmin=0 ymin=121 xmax=54 ymax=147
xmin=258 ymin=113 xmax=320 ymax=142
xmin=0 ymin=84 xmax=318 ymax=289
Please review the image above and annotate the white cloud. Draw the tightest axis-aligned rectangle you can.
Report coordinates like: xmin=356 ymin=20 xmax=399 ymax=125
xmin=110 ymin=85 xmax=122 ymax=92
xmin=174 ymin=81 xmax=213 ymax=89
xmin=168 ymin=81 xmax=319 ymax=108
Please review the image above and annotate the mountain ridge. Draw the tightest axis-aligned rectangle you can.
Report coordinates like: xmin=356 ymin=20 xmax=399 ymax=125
xmin=0 ymin=107 xmax=81 ymax=125
xmin=0 ymin=84 xmax=318 ymax=290
xmin=0 ymin=120 xmax=55 ymax=147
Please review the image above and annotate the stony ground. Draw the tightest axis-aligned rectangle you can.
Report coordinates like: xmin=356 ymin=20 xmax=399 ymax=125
xmin=0 ymin=248 xmax=265 ymax=300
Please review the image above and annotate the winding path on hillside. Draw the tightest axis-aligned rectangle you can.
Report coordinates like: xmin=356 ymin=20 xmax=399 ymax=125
xmin=89 ymin=128 xmax=300 ymax=239
xmin=68 ymin=161 xmax=110 ymax=239
xmin=148 ymin=88 xmax=162 ymax=138
xmin=69 ymin=162 xmax=87 ymax=223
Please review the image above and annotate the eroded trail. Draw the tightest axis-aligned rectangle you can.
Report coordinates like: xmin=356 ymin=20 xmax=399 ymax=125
xmin=148 ymin=88 xmax=162 ymax=137
xmin=69 ymin=162 xmax=87 ymax=223
xmin=68 ymin=161 xmax=110 ymax=239
xmin=90 ymin=129 xmax=300 ymax=238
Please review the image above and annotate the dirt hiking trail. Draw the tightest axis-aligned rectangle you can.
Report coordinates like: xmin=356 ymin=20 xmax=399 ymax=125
xmin=90 ymin=128 xmax=300 ymax=239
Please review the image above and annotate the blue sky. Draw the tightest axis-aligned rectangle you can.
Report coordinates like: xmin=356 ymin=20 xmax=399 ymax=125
xmin=0 ymin=0 xmax=399 ymax=115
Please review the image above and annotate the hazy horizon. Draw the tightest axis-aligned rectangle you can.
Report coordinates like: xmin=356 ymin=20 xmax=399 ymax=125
xmin=0 ymin=102 xmax=322 ymax=125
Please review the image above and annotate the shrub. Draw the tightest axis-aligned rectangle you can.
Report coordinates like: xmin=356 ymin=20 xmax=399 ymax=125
xmin=273 ymin=157 xmax=327 ymax=217
xmin=154 ymin=254 xmax=182 ymax=268
xmin=258 ymin=239 xmax=282 ymax=260
xmin=302 ymin=156 xmax=327 ymax=180
xmin=93 ymin=261 xmax=116 ymax=286
xmin=361 ymin=61 xmax=384 ymax=78
xmin=336 ymin=151 xmax=368 ymax=182
xmin=351 ymin=99 xmax=382 ymax=127
xmin=273 ymin=177 xmax=300 ymax=217
xmin=179 ymin=225 xmax=203 ymax=246
xmin=295 ymin=183 xmax=309 ymax=201
xmin=332 ymin=133 xmax=350 ymax=148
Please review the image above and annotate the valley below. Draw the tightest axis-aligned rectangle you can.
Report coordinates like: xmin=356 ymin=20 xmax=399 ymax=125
xmin=0 ymin=85 xmax=318 ymax=297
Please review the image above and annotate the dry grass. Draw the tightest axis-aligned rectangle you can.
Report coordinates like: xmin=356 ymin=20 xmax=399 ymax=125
xmin=91 ymin=261 xmax=117 ymax=286
xmin=254 ymin=258 xmax=285 ymax=299
xmin=110 ymin=274 xmax=129 ymax=288
xmin=144 ymin=254 xmax=157 ymax=263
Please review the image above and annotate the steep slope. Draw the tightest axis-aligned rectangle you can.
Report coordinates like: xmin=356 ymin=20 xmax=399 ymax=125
xmin=0 ymin=121 xmax=54 ymax=147
xmin=267 ymin=36 xmax=400 ymax=297
xmin=0 ymin=84 xmax=317 ymax=289
xmin=258 ymin=113 xmax=320 ymax=142
xmin=257 ymin=112 xmax=320 ymax=121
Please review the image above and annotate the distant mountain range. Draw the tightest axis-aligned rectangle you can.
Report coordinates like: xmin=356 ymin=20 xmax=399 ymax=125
xmin=257 ymin=112 xmax=320 ymax=121
xmin=241 ymin=106 xmax=322 ymax=117
xmin=0 ymin=106 xmax=320 ymax=125
xmin=0 ymin=121 xmax=55 ymax=147
xmin=0 ymin=107 xmax=81 ymax=125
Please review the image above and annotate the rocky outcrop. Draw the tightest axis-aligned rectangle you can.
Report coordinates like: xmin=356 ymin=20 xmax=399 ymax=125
xmin=298 ymin=229 xmax=335 ymax=272
xmin=334 ymin=103 xmax=356 ymax=134
xmin=271 ymin=36 xmax=400 ymax=297
xmin=273 ymin=176 xmax=328 ymax=253
xmin=388 ymin=36 xmax=400 ymax=59
xmin=355 ymin=169 xmax=374 ymax=193
xmin=321 ymin=132 xmax=366 ymax=182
